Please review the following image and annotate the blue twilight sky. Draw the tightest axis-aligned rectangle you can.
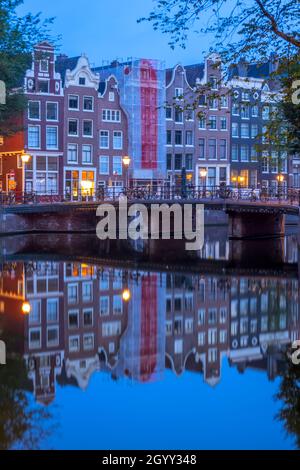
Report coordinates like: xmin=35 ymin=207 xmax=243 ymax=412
xmin=18 ymin=0 xmax=213 ymax=68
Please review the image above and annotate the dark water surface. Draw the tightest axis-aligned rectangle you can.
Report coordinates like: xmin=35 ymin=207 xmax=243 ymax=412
xmin=0 ymin=228 xmax=299 ymax=450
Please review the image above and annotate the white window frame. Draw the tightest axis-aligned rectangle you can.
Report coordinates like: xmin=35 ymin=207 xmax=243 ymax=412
xmin=46 ymin=101 xmax=59 ymax=122
xmin=82 ymin=120 xmax=93 ymax=138
xmin=46 ymin=125 xmax=58 ymax=150
xmin=28 ymin=100 xmax=41 ymax=121
xmin=68 ymin=95 xmax=79 ymax=111
xmin=100 ymin=130 xmax=109 ymax=149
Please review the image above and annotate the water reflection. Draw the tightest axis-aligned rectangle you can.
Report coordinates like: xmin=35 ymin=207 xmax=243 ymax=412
xmin=0 ymin=231 xmax=299 ymax=449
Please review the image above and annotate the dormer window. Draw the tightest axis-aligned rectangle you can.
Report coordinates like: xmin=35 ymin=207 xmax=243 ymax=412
xmin=79 ymin=77 xmax=86 ymax=86
xmin=37 ymin=80 xmax=49 ymax=93
xmin=40 ymin=59 xmax=49 ymax=73
xmin=210 ymin=76 xmax=218 ymax=90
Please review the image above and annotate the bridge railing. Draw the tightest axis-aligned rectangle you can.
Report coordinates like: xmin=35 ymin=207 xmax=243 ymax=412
xmin=0 ymin=186 xmax=299 ymax=206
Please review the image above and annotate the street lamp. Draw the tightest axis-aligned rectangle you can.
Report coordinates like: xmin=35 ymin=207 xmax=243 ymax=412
xmin=21 ymin=153 xmax=31 ymax=164
xmin=122 ymin=156 xmax=131 ymax=190
xmin=199 ymin=168 xmax=207 ymax=190
xmin=21 ymin=153 xmax=31 ymax=196
xmin=277 ymin=174 xmax=284 ymax=198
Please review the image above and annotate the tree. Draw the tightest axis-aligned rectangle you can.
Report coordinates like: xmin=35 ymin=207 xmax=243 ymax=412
xmin=0 ymin=0 xmax=57 ymax=136
xmin=140 ymin=1 xmax=300 ymax=64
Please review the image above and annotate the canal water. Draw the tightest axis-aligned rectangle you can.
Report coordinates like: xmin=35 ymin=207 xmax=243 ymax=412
xmin=0 ymin=227 xmax=299 ymax=450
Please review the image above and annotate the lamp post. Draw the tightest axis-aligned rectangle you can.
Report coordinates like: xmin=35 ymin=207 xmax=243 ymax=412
xmin=122 ymin=156 xmax=131 ymax=193
xmin=277 ymin=173 xmax=284 ymax=198
xmin=21 ymin=152 xmax=31 ymax=199
xmin=199 ymin=168 xmax=207 ymax=193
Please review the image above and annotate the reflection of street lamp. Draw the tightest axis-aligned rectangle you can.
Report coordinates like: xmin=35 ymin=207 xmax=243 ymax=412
xmin=122 ymin=289 xmax=131 ymax=302
xmin=122 ymin=156 xmax=131 ymax=190
xmin=199 ymin=168 xmax=207 ymax=189
xmin=22 ymin=301 xmax=31 ymax=315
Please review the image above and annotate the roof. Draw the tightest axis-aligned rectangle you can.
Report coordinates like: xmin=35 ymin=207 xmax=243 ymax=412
xmin=165 ymin=63 xmax=205 ymax=87
xmin=55 ymin=56 xmax=81 ymax=85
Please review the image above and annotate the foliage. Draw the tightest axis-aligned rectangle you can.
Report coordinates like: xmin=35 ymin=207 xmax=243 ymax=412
xmin=0 ymin=0 xmax=57 ymax=136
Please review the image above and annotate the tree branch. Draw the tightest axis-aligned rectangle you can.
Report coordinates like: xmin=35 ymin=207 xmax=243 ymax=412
xmin=255 ymin=0 xmax=300 ymax=48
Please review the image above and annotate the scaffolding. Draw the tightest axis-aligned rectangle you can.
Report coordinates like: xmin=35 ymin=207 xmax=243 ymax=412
xmin=97 ymin=58 xmax=167 ymax=186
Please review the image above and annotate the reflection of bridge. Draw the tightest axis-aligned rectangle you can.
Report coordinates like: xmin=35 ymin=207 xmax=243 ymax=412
xmin=1 ymin=195 xmax=299 ymax=238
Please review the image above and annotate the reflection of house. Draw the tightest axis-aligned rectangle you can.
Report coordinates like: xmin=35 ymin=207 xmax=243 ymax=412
xmin=229 ymin=276 xmax=300 ymax=380
xmin=165 ymin=273 xmax=230 ymax=386
xmin=1 ymin=259 xmax=294 ymax=402
xmin=24 ymin=261 xmax=64 ymax=405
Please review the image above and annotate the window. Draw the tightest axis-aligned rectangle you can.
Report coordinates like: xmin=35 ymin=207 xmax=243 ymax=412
xmin=252 ymin=105 xmax=259 ymax=117
xmin=68 ymin=284 xmax=78 ymax=304
xmin=210 ymin=76 xmax=218 ymax=90
xmin=251 ymin=146 xmax=258 ymax=162
xmin=232 ymin=102 xmax=239 ymax=115
xmin=109 ymin=92 xmax=115 ymax=102
xmin=208 ymin=167 xmax=216 ymax=186
xmin=46 ymin=102 xmax=58 ymax=121
xmin=28 ymin=126 xmax=40 ymax=148
xmin=100 ymin=296 xmax=109 ymax=316
xmin=209 ymin=116 xmax=217 ymax=130
xmin=79 ymin=77 xmax=86 ymax=86
xmin=175 ymin=109 xmax=183 ymax=123
xmin=28 ymin=101 xmax=40 ymax=120
xmin=36 ymin=156 xmax=58 ymax=194
xmin=100 ymin=130 xmax=109 ymax=149
xmin=47 ymin=327 xmax=59 ymax=347
xmin=47 ymin=299 xmax=58 ymax=323
xmin=29 ymin=329 xmax=41 ymax=349
xmin=68 ymin=144 xmax=78 ymax=163
xmin=241 ymin=123 xmax=249 ymax=138
xmin=209 ymin=98 xmax=218 ymax=109
xmin=241 ymin=146 xmax=249 ymax=162
xmin=232 ymin=144 xmax=238 ymax=161
xmin=166 ymin=106 xmax=172 ymax=119
xmin=40 ymin=59 xmax=48 ymax=72
xmin=199 ymin=138 xmax=205 ymax=159
xmin=167 ymin=153 xmax=172 ymax=170
xmin=102 ymin=109 xmax=121 ymax=122
xmin=69 ymin=336 xmax=80 ymax=352
xmin=29 ymin=300 xmax=41 ymax=324
xmin=83 ymin=120 xmax=93 ymax=137
xmin=262 ymin=106 xmax=270 ymax=120
xmin=83 ymin=309 xmax=93 ymax=327
xmin=100 ymin=156 xmax=109 ymax=175
xmin=68 ymin=119 xmax=78 ymax=136
xmin=174 ymin=339 xmax=183 ymax=354
xmin=83 ymin=334 xmax=94 ymax=351
xmin=199 ymin=116 xmax=206 ymax=129
xmin=68 ymin=310 xmax=79 ymax=328
xmin=208 ymin=139 xmax=217 ymax=159
xmin=198 ymin=332 xmax=206 ymax=346
xmin=185 ymin=154 xmax=193 ymax=170
xmin=166 ymin=130 xmax=172 ymax=145
xmin=113 ymin=295 xmax=122 ymax=315
xmin=241 ymin=104 xmax=250 ymax=119
xmin=82 ymin=144 xmax=92 ymax=164
xmin=175 ymin=87 xmax=183 ymax=98
xmin=83 ymin=96 xmax=94 ymax=111
xmin=262 ymin=154 xmax=269 ymax=173
xmin=46 ymin=126 xmax=58 ymax=149
xmin=232 ymin=122 xmax=239 ymax=137
xmin=82 ymin=282 xmax=93 ymax=302
xmin=113 ymin=131 xmax=123 ymax=149
xmin=113 ymin=156 xmax=122 ymax=175
xmin=175 ymin=130 xmax=182 ymax=145
xmin=220 ymin=117 xmax=227 ymax=130
xmin=102 ymin=321 xmax=121 ymax=337
xmin=69 ymin=95 xmax=79 ymax=110
xmin=208 ymin=328 xmax=217 ymax=345
xmin=220 ymin=139 xmax=227 ymax=160
xmin=220 ymin=95 xmax=228 ymax=107
xmin=185 ymin=131 xmax=193 ymax=146
xmin=251 ymin=124 xmax=258 ymax=138
xmin=198 ymin=95 xmax=206 ymax=106
xmin=174 ymin=154 xmax=182 ymax=170
xmin=242 ymin=91 xmax=250 ymax=101
xmin=186 ymin=109 xmax=194 ymax=121
xmin=38 ymin=80 xmax=49 ymax=93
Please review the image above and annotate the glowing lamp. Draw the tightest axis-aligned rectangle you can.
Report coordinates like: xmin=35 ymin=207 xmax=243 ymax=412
xmin=22 ymin=302 xmax=31 ymax=315
xmin=200 ymin=169 xmax=207 ymax=178
xmin=122 ymin=156 xmax=131 ymax=167
xmin=81 ymin=180 xmax=93 ymax=191
xmin=21 ymin=153 xmax=31 ymax=164
xmin=277 ymin=174 xmax=284 ymax=183
xmin=122 ymin=289 xmax=131 ymax=302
